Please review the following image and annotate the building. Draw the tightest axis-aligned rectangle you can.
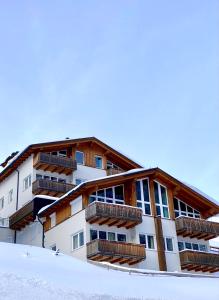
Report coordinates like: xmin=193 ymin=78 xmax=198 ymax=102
xmin=0 ymin=137 xmax=219 ymax=274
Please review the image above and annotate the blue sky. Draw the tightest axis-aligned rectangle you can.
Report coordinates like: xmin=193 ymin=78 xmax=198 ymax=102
xmin=0 ymin=1 xmax=218 ymax=200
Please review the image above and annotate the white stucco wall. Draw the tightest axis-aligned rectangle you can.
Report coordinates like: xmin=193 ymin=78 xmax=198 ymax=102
xmin=16 ymin=221 xmax=43 ymax=247
xmin=73 ymin=164 xmax=106 ymax=184
xmin=0 ymin=227 xmax=14 ymax=243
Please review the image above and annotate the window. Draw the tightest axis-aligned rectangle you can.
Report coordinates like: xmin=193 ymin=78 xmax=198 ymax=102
xmin=139 ymin=234 xmax=155 ymax=249
xmin=95 ymin=156 xmax=103 ymax=169
xmin=8 ymin=189 xmax=13 ymax=203
xmin=75 ymin=151 xmax=84 ymax=165
xmin=50 ymin=213 xmax=56 ymax=228
xmin=51 ymin=150 xmax=67 ymax=157
xmin=178 ymin=241 xmax=207 ymax=252
xmin=136 ymin=179 xmax=151 ymax=215
xmin=178 ymin=241 xmax=184 ymax=251
xmin=174 ymin=198 xmax=201 ymax=219
xmin=163 ymin=237 xmax=174 ymax=252
xmin=89 ymin=185 xmax=124 ymax=205
xmin=36 ymin=174 xmax=43 ymax=180
xmin=0 ymin=197 xmax=4 ymax=210
xmin=90 ymin=229 xmax=126 ymax=243
xmin=154 ymin=181 xmax=169 ymax=218
xmin=72 ymin=231 xmax=84 ymax=250
xmin=23 ymin=175 xmax=31 ymax=191
xmin=36 ymin=174 xmax=66 ymax=183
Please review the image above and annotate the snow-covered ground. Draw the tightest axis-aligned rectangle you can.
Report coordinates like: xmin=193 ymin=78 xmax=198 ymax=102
xmin=0 ymin=243 xmax=218 ymax=300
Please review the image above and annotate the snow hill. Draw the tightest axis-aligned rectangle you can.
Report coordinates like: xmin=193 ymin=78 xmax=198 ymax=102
xmin=0 ymin=242 xmax=218 ymax=300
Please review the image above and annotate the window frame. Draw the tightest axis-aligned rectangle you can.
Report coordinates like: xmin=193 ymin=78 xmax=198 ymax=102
xmin=153 ymin=181 xmax=170 ymax=219
xmin=71 ymin=230 xmax=85 ymax=251
xmin=174 ymin=197 xmax=201 ymax=219
xmin=23 ymin=174 xmax=32 ymax=191
xmin=88 ymin=184 xmax=125 ymax=205
xmin=139 ymin=233 xmax=156 ymax=250
xmin=177 ymin=240 xmax=208 ymax=253
xmin=90 ymin=229 xmax=127 ymax=243
xmin=163 ymin=237 xmax=174 ymax=252
xmin=0 ymin=197 xmax=4 ymax=210
xmin=50 ymin=212 xmax=56 ymax=228
xmin=75 ymin=151 xmax=85 ymax=165
xmin=94 ymin=155 xmax=103 ymax=169
xmin=8 ymin=189 xmax=13 ymax=203
xmin=136 ymin=178 xmax=151 ymax=216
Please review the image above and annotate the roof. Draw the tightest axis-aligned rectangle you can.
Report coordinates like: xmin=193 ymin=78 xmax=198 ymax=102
xmin=0 ymin=137 xmax=142 ymax=183
xmin=38 ymin=167 xmax=219 ymax=218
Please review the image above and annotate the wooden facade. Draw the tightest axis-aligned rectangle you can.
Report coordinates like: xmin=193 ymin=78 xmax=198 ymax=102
xmin=33 ymin=152 xmax=77 ymax=175
xmin=87 ymin=239 xmax=146 ymax=265
xmin=85 ymin=201 xmax=142 ymax=229
xmin=180 ymin=250 xmax=219 ymax=273
xmin=32 ymin=179 xmax=75 ymax=197
xmin=175 ymin=216 xmax=219 ymax=240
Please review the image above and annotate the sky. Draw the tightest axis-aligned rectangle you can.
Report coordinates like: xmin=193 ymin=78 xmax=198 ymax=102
xmin=0 ymin=1 xmax=218 ymax=200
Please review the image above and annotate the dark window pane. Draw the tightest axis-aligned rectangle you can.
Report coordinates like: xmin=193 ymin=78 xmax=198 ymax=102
xmin=79 ymin=232 xmax=84 ymax=247
xmin=173 ymin=198 xmax=179 ymax=210
xmin=90 ymin=229 xmax=98 ymax=240
xmin=160 ymin=186 xmax=167 ymax=205
xmin=175 ymin=211 xmax=179 ymax=218
xmin=108 ymin=232 xmax=116 ymax=241
xmin=192 ymin=243 xmax=199 ymax=251
xmin=163 ymin=207 xmax=169 ymax=218
xmin=194 ymin=209 xmax=199 ymax=214
xmin=147 ymin=235 xmax=155 ymax=249
xmin=166 ymin=238 xmax=173 ymax=251
xmin=144 ymin=203 xmax=151 ymax=215
xmin=106 ymin=199 xmax=113 ymax=203
xmin=95 ymin=156 xmax=102 ymax=169
xmin=99 ymin=231 xmax=107 ymax=240
xmin=178 ymin=242 xmax=184 ymax=251
xmin=137 ymin=201 xmax=142 ymax=208
xmin=89 ymin=196 xmax=96 ymax=204
xmin=185 ymin=242 xmax=192 ymax=249
xmin=106 ymin=188 xmax=113 ymax=198
xmin=114 ymin=185 xmax=124 ymax=200
xmin=199 ymin=244 xmax=206 ymax=252
xmin=156 ymin=205 xmax=161 ymax=216
xmin=153 ymin=182 xmax=160 ymax=204
xmin=143 ymin=179 xmax=150 ymax=202
xmin=180 ymin=201 xmax=186 ymax=212
xmin=97 ymin=189 xmax=105 ymax=197
xmin=139 ymin=234 xmax=146 ymax=246
xmin=136 ymin=181 xmax=141 ymax=200
xmin=117 ymin=234 xmax=126 ymax=242
xmin=187 ymin=206 xmax=193 ymax=213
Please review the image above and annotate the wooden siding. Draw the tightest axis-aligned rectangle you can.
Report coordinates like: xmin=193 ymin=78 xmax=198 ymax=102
xmin=56 ymin=204 xmax=71 ymax=225
xmin=33 ymin=152 xmax=77 ymax=175
xmin=85 ymin=202 xmax=142 ymax=229
xmin=154 ymin=217 xmax=167 ymax=271
xmin=180 ymin=250 xmax=219 ymax=273
xmin=32 ymin=179 xmax=75 ymax=197
xmin=175 ymin=216 xmax=219 ymax=240
xmin=106 ymin=168 xmax=124 ymax=176
xmin=87 ymin=239 xmax=146 ymax=265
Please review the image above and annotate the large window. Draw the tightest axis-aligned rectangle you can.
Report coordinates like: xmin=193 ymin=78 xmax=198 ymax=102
xmin=0 ymin=197 xmax=4 ymax=210
xmin=72 ymin=231 xmax=84 ymax=250
xmin=174 ymin=198 xmax=200 ymax=219
xmin=136 ymin=179 xmax=151 ymax=215
xmin=95 ymin=156 xmax=103 ymax=169
xmin=89 ymin=185 xmax=124 ymax=205
xmin=139 ymin=234 xmax=155 ymax=249
xmin=153 ymin=181 xmax=169 ymax=218
xmin=178 ymin=241 xmax=207 ymax=252
xmin=163 ymin=237 xmax=174 ymax=252
xmin=23 ymin=175 xmax=31 ymax=191
xmin=75 ymin=151 xmax=84 ymax=165
xmin=90 ymin=229 xmax=126 ymax=242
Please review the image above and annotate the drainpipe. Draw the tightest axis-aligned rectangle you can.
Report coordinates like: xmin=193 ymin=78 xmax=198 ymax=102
xmin=14 ymin=169 xmax=20 ymax=243
xmin=37 ymin=215 xmax=45 ymax=248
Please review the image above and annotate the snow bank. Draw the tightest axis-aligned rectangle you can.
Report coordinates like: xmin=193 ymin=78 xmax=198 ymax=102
xmin=0 ymin=242 xmax=218 ymax=300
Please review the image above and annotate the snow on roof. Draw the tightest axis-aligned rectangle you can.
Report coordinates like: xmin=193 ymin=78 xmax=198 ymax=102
xmin=0 ymin=151 xmax=21 ymax=173
xmin=183 ymin=183 xmax=219 ymax=205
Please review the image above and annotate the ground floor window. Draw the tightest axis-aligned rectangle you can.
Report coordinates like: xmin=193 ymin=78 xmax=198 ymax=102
xmin=90 ymin=229 xmax=126 ymax=243
xmin=178 ymin=241 xmax=207 ymax=252
xmin=163 ymin=237 xmax=174 ymax=252
xmin=139 ymin=234 xmax=156 ymax=249
xmin=89 ymin=185 xmax=124 ymax=205
xmin=72 ymin=231 xmax=84 ymax=250
xmin=174 ymin=197 xmax=200 ymax=219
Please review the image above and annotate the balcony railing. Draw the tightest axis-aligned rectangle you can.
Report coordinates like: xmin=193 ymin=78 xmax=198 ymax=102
xmin=175 ymin=216 xmax=219 ymax=240
xmin=106 ymin=168 xmax=124 ymax=176
xmin=180 ymin=250 xmax=219 ymax=273
xmin=32 ymin=179 xmax=75 ymax=197
xmin=87 ymin=239 xmax=146 ymax=265
xmin=33 ymin=152 xmax=77 ymax=175
xmin=85 ymin=201 xmax=142 ymax=228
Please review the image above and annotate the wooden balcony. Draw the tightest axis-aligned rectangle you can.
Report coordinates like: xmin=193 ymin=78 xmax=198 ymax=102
xmin=106 ymin=168 xmax=124 ymax=176
xmin=85 ymin=202 xmax=142 ymax=229
xmin=180 ymin=250 xmax=219 ymax=273
xmin=33 ymin=152 xmax=77 ymax=175
xmin=9 ymin=196 xmax=55 ymax=230
xmin=32 ymin=179 xmax=75 ymax=197
xmin=87 ymin=239 xmax=146 ymax=265
xmin=175 ymin=216 xmax=219 ymax=240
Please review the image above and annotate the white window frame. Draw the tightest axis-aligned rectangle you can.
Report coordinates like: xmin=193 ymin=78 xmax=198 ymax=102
xmin=90 ymin=229 xmax=127 ymax=243
xmin=71 ymin=230 xmax=84 ymax=251
xmin=75 ymin=151 xmax=84 ymax=165
xmin=89 ymin=185 xmax=125 ymax=205
xmin=50 ymin=212 xmax=56 ymax=228
xmin=0 ymin=197 xmax=4 ymax=210
xmin=154 ymin=181 xmax=170 ymax=219
xmin=139 ymin=233 xmax=156 ymax=250
xmin=94 ymin=155 xmax=103 ymax=169
xmin=174 ymin=197 xmax=201 ymax=219
xmin=23 ymin=174 xmax=32 ymax=191
xmin=136 ymin=178 xmax=151 ymax=216
xmin=163 ymin=236 xmax=174 ymax=252
xmin=8 ymin=189 xmax=13 ymax=203
xmin=177 ymin=240 xmax=207 ymax=253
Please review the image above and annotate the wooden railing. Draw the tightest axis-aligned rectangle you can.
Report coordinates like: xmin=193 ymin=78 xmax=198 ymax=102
xmin=180 ymin=250 xmax=219 ymax=273
xmin=175 ymin=216 xmax=219 ymax=240
xmin=106 ymin=168 xmax=124 ymax=176
xmin=85 ymin=201 xmax=142 ymax=228
xmin=33 ymin=152 xmax=77 ymax=175
xmin=32 ymin=179 xmax=75 ymax=196
xmin=87 ymin=239 xmax=146 ymax=265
